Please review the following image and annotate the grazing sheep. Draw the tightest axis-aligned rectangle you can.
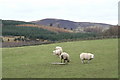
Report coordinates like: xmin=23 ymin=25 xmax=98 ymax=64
xmin=53 ymin=49 xmax=61 ymax=56
xmin=80 ymin=53 xmax=94 ymax=64
xmin=55 ymin=46 xmax=63 ymax=53
xmin=60 ymin=52 xmax=70 ymax=63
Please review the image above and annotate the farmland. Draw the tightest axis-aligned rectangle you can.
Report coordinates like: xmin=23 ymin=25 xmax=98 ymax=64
xmin=2 ymin=39 xmax=118 ymax=78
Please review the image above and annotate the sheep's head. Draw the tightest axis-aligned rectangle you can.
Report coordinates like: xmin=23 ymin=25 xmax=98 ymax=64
xmin=53 ymin=50 xmax=61 ymax=56
xmin=53 ymin=50 xmax=56 ymax=55
xmin=90 ymin=54 xmax=94 ymax=59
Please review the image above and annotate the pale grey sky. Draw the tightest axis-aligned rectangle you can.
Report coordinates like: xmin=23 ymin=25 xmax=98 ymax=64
xmin=0 ymin=0 xmax=119 ymax=25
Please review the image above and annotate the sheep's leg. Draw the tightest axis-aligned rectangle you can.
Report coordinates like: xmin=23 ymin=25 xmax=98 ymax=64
xmin=61 ymin=55 xmax=63 ymax=63
xmin=82 ymin=59 xmax=84 ymax=64
xmin=64 ymin=59 xmax=65 ymax=63
xmin=88 ymin=60 xmax=90 ymax=64
xmin=61 ymin=59 xmax=62 ymax=63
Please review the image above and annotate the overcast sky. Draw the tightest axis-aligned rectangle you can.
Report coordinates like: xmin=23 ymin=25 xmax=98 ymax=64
xmin=0 ymin=0 xmax=119 ymax=25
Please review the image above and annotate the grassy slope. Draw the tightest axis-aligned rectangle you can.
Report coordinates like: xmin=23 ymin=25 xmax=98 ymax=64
xmin=2 ymin=39 xmax=118 ymax=78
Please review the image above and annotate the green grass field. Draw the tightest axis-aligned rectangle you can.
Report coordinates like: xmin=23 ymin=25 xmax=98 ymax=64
xmin=2 ymin=39 xmax=118 ymax=78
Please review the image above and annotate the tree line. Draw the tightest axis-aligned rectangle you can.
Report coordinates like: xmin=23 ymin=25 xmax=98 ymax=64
xmin=3 ymin=25 xmax=99 ymax=41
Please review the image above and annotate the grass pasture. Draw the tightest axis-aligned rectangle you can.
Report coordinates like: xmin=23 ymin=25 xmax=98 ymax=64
xmin=2 ymin=39 xmax=118 ymax=78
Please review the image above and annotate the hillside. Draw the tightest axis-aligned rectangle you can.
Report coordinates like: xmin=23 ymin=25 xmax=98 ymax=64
xmin=16 ymin=24 xmax=73 ymax=33
xmin=2 ymin=20 xmax=98 ymax=42
xmin=31 ymin=18 xmax=113 ymax=32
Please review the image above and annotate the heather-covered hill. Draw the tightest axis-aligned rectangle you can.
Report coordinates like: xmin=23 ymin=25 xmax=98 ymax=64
xmin=31 ymin=18 xmax=113 ymax=31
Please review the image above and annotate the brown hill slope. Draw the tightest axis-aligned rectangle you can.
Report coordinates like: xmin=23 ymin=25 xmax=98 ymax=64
xmin=16 ymin=24 xmax=73 ymax=33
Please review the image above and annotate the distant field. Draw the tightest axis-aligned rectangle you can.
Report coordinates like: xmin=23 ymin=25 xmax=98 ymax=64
xmin=2 ymin=39 xmax=118 ymax=78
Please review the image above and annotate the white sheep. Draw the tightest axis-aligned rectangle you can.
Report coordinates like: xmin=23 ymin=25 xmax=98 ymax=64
xmin=60 ymin=52 xmax=70 ymax=63
xmin=53 ymin=49 xmax=61 ymax=56
xmin=55 ymin=46 xmax=63 ymax=53
xmin=80 ymin=53 xmax=94 ymax=64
